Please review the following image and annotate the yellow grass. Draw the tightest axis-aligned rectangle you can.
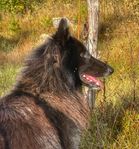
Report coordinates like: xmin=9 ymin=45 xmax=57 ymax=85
xmin=0 ymin=0 xmax=139 ymax=148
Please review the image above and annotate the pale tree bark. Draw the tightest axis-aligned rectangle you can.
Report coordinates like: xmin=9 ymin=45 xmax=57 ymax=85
xmin=87 ymin=0 xmax=99 ymax=58
xmin=86 ymin=0 xmax=99 ymax=108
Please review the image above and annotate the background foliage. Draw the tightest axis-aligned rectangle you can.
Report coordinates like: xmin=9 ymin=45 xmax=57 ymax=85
xmin=0 ymin=0 xmax=139 ymax=148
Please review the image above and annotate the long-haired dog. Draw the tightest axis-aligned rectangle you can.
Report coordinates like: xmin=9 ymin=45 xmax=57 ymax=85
xmin=0 ymin=19 xmax=113 ymax=149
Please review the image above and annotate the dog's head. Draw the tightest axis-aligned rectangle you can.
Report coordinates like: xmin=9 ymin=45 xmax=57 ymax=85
xmin=52 ymin=18 xmax=114 ymax=89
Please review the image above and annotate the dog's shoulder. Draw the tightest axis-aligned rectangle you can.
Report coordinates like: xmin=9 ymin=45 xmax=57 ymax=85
xmin=0 ymin=91 xmax=63 ymax=149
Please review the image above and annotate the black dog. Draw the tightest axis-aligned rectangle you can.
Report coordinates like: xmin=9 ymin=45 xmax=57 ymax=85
xmin=0 ymin=18 xmax=113 ymax=149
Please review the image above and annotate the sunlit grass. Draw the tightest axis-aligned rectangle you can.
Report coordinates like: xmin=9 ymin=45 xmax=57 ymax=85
xmin=0 ymin=0 xmax=139 ymax=148
xmin=0 ymin=65 xmax=20 ymax=96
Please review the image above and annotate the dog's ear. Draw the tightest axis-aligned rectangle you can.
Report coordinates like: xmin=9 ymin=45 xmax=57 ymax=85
xmin=54 ymin=18 xmax=70 ymax=45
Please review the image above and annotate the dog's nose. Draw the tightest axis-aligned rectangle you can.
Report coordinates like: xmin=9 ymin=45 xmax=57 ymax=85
xmin=107 ymin=66 xmax=114 ymax=75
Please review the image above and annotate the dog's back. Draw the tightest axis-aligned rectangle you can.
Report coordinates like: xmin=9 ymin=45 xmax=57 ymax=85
xmin=0 ymin=89 xmax=89 ymax=149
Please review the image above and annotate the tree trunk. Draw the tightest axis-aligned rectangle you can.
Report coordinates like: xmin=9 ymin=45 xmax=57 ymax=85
xmin=86 ymin=0 xmax=99 ymax=108
xmin=87 ymin=0 xmax=99 ymax=58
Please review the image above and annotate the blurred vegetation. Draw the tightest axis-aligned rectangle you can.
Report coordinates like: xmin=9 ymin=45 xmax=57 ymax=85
xmin=0 ymin=0 xmax=43 ymax=14
xmin=0 ymin=0 xmax=139 ymax=148
xmin=0 ymin=64 xmax=20 ymax=95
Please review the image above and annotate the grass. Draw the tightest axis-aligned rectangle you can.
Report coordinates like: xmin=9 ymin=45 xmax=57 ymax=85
xmin=0 ymin=64 xmax=20 ymax=96
xmin=0 ymin=0 xmax=139 ymax=148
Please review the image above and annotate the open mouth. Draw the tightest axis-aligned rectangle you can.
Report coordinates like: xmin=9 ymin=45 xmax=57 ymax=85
xmin=80 ymin=73 xmax=103 ymax=89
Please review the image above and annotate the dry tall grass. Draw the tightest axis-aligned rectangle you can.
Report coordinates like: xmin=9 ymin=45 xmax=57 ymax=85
xmin=0 ymin=0 xmax=139 ymax=148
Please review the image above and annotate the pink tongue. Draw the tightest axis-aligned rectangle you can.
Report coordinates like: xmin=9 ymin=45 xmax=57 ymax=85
xmin=82 ymin=74 xmax=103 ymax=89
